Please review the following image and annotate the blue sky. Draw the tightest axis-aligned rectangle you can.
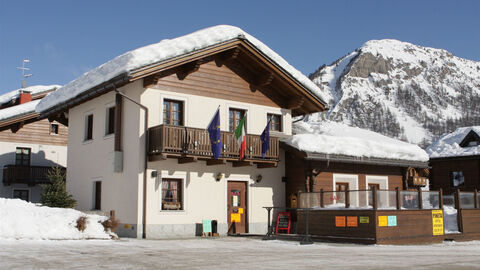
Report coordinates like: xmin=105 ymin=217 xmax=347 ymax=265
xmin=0 ymin=0 xmax=479 ymax=94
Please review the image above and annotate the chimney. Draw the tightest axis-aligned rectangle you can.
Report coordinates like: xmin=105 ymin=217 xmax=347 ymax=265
xmin=19 ymin=90 xmax=32 ymax=104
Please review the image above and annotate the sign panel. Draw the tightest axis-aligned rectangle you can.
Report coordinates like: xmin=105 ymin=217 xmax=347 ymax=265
xmin=347 ymin=216 xmax=358 ymax=227
xmin=387 ymin=216 xmax=397 ymax=227
xmin=359 ymin=216 xmax=370 ymax=224
xmin=432 ymin=210 xmax=444 ymax=236
xmin=231 ymin=213 xmax=241 ymax=223
xmin=275 ymin=212 xmax=291 ymax=234
xmin=335 ymin=216 xmax=346 ymax=227
xmin=238 ymin=208 xmax=244 ymax=214
xmin=378 ymin=216 xmax=388 ymax=227
xmin=202 ymin=219 xmax=212 ymax=233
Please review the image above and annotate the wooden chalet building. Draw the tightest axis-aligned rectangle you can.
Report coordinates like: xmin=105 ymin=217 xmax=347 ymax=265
xmin=427 ymin=126 xmax=480 ymax=195
xmin=282 ymin=121 xmax=430 ymax=208
xmin=35 ymin=25 xmax=328 ymax=238
xmin=0 ymin=85 xmax=67 ymax=203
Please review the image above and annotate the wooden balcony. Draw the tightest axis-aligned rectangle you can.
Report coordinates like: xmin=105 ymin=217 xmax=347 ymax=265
xmin=2 ymin=165 xmax=65 ymax=186
xmin=148 ymin=124 xmax=279 ymax=167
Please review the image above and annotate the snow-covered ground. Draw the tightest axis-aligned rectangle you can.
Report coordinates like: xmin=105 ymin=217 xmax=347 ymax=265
xmin=1 ymin=237 xmax=480 ymax=269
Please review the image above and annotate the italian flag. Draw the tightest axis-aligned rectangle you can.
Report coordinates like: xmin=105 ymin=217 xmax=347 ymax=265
xmin=234 ymin=116 xmax=247 ymax=159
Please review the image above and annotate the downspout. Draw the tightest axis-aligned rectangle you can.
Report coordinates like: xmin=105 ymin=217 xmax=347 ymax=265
xmin=114 ymin=87 xmax=149 ymax=239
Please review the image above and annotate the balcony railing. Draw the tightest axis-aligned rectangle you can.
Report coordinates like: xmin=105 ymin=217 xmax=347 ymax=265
xmin=148 ymin=124 xmax=279 ymax=161
xmin=2 ymin=165 xmax=65 ymax=186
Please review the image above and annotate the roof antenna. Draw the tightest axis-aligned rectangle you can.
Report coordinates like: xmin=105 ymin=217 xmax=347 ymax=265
xmin=16 ymin=59 xmax=33 ymax=89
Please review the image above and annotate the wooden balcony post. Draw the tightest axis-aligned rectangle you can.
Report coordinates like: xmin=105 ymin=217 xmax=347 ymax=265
xmin=395 ymin=187 xmax=401 ymax=210
xmin=418 ymin=187 xmax=423 ymax=209
xmin=372 ymin=185 xmax=378 ymax=210
xmin=439 ymin=188 xmax=443 ymax=209
xmin=455 ymin=189 xmax=463 ymax=232
xmin=345 ymin=188 xmax=350 ymax=208
xmin=474 ymin=189 xmax=478 ymax=209
xmin=320 ymin=189 xmax=324 ymax=208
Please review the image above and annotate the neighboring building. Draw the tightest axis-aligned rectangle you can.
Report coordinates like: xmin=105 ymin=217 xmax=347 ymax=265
xmin=35 ymin=25 xmax=328 ymax=238
xmin=0 ymin=85 xmax=67 ymax=203
xmin=427 ymin=126 xmax=480 ymax=194
xmin=282 ymin=120 xmax=430 ymax=207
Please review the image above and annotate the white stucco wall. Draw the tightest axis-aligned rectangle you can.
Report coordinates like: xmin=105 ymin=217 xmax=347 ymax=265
xmin=0 ymin=141 xmax=67 ymax=202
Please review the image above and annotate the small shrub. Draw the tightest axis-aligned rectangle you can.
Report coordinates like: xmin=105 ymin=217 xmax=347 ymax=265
xmin=76 ymin=216 xmax=87 ymax=232
xmin=102 ymin=215 xmax=120 ymax=233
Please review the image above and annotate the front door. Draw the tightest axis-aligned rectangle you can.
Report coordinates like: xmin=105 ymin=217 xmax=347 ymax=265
xmin=227 ymin=181 xmax=247 ymax=234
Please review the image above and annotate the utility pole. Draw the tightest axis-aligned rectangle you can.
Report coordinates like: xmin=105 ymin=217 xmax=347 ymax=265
xmin=16 ymin=59 xmax=33 ymax=88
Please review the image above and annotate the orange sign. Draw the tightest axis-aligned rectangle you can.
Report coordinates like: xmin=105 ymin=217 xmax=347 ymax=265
xmin=347 ymin=216 xmax=358 ymax=227
xmin=335 ymin=216 xmax=346 ymax=227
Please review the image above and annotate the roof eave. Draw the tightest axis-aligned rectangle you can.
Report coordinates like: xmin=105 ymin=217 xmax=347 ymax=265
xmin=305 ymin=152 xmax=429 ymax=168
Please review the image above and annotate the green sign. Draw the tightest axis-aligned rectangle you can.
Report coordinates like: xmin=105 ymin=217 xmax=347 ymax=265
xmin=202 ymin=219 xmax=212 ymax=233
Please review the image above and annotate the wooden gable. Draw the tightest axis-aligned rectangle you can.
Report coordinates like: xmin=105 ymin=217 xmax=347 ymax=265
xmin=135 ymin=40 xmax=326 ymax=116
xmin=459 ymin=130 xmax=480 ymax=148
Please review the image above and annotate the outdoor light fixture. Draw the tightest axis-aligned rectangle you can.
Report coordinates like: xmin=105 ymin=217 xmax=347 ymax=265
xmin=216 ymin=173 xmax=223 ymax=182
xmin=256 ymin=174 xmax=263 ymax=183
xmin=151 ymin=170 xmax=158 ymax=178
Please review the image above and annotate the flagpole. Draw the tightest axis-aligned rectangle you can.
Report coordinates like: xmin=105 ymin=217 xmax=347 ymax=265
xmin=250 ymin=116 xmax=271 ymax=156
xmin=206 ymin=105 xmax=221 ymax=131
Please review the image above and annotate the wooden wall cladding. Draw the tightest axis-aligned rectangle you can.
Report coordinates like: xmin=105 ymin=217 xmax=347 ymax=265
xmin=460 ymin=209 xmax=480 ymax=234
xmin=0 ymin=119 xmax=67 ymax=146
xmin=149 ymin=61 xmax=280 ymax=107
xmin=430 ymin=158 xmax=480 ymax=195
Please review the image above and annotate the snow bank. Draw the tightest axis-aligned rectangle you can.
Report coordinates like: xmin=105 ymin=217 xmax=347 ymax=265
xmin=0 ymin=85 xmax=60 ymax=105
xmin=36 ymin=25 xmax=328 ymax=113
xmin=0 ymin=198 xmax=112 ymax=240
xmin=427 ymin=126 xmax=480 ymax=158
xmin=0 ymin=99 xmax=39 ymax=122
xmin=285 ymin=120 xmax=429 ymax=162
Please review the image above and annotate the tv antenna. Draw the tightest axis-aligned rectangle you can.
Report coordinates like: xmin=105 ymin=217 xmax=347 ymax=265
xmin=16 ymin=59 xmax=33 ymax=88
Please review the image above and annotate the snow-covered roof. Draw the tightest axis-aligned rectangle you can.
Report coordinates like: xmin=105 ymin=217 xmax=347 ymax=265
xmin=284 ymin=119 xmax=429 ymax=164
xmin=427 ymin=126 xmax=480 ymax=158
xmin=0 ymin=85 xmax=60 ymax=106
xmin=0 ymin=100 xmax=40 ymax=123
xmin=36 ymin=25 xmax=328 ymax=113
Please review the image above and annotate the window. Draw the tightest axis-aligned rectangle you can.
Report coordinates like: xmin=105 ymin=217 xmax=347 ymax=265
xmin=84 ymin=114 xmax=93 ymax=141
xmin=163 ymin=99 xmax=183 ymax=126
xmin=267 ymin=114 xmax=282 ymax=132
xmin=50 ymin=124 xmax=59 ymax=134
xmin=468 ymin=141 xmax=479 ymax=147
xmin=452 ymin=171 xmax=465 ymax=187
xmin=229 ymin=108 xmax=245 ymax=132
xmin=93 ymin=181 xmax=102 ymax=210
xmin=15 ymin=147 xmax=31 ymax=166
xmin=13 ymin=189 xmax=29 ymax=202
xmin=105 ymin=106 xmax=115 ymax=135
xmin=161 ymin=179 xmax=183 ymax=210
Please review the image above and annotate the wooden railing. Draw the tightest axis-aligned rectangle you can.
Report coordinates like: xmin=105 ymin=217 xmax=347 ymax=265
xmin=148 ymin=124 xmax=279 ymax=160
xmin=2 ymin=165 xmax=65 ymax=186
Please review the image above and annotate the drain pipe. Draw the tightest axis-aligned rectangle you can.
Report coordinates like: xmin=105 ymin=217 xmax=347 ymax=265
xmin=114 ymin=87 xmax=149 ymax=239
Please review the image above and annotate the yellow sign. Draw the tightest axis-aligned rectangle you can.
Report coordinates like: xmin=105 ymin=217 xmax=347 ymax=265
xmin=359 ymin=216 xmax=370 ymax=224
xmin=432 ymin=210 xmax=444 ymax=236
xmin=231 ymin=213 xmax=241 ymax=223
xmin=238 ymin=208 xmax=244 ymax=214
xmin=378 ymin=216 xmax=388 ymax=227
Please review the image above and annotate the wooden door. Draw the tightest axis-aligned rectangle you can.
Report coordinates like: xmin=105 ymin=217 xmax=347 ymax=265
xmin=227 ymin=181 xmax=247 ymax=234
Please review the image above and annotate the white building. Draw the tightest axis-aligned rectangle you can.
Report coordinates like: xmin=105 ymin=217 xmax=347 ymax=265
xmin=0 ymin=85 xmax=67 ymax=203
xmin=36 ymin=25 xmax=327 ymax=238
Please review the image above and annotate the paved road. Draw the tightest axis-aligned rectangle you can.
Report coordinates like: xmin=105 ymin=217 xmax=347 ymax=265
xmin=1 ymin=237 xmax=480 ymax=269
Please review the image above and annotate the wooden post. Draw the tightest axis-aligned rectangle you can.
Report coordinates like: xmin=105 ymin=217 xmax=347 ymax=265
xmin=320 ymin=189 xmax=324 ymax=208
xmin=110 ymin=210 xmax=116 ymax=220
xmin=455 ymin=189 xmax=461 ymax=210
xmin=372 ymin=185 xmax=378 ymax=210
xmin=395 ymin=187 xmax=401 ymax=210
xmin=439 ymin=188 xmax=443 ymax=209
xmin=474 ymin=189 xmax=478 ymax=209
xmin=298 ymin=191 xmax=302 ymax=208
xmin=417 ymin=187 xmax=423 ymax=209
xmin=345 ymin=188 xmax=350 ymax=208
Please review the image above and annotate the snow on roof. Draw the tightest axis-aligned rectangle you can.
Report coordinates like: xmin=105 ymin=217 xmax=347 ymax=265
xmin=427 ymin=126 xmax=480 ymax=158
xmin=0 ymin=85 xmax=60 ymax=106
xmin=36 ymin=25 xmax=328 ymax=113
xmin=284 ymin=119 xmax=429 ymax=162
xmin=0 ymin=99 xmax=40 ymax=122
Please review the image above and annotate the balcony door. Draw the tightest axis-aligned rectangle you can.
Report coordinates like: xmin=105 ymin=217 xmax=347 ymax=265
xmin=15 ymin=147 xmax=31 ymax=166
xmin=163 ymin=99 xmax=183 ymax=126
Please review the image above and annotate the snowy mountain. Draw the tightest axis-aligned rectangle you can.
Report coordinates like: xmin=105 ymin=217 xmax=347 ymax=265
xmin=307 ymin=39 xmax=480 ymax=146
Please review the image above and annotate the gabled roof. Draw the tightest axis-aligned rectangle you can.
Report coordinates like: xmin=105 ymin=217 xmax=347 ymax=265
xmin=36 ymin=25 xmax=328 ymax=116
xmin=427 ymin=126 xmax=480 ymax=159
xmin=0 ymin=85 xmax=59 ymax=107
xmin=283 ymin=120 xmax=429 ymax=167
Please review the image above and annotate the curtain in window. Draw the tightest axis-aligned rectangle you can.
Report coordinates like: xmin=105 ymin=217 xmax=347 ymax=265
xmin=162 ymin=180 xmax=169 ymax=202
xmin=170 ymin=181 xmax=178 ymax=202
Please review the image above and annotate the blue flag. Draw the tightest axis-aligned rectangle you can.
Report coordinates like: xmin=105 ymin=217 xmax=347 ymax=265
xmin=207 ymin=108 xmax=222 ymax=159
xmin=260 ymin=119 xmax=271 ymax=159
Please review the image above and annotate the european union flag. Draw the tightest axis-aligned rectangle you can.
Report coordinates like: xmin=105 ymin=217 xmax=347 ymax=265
xmin=207 ymin=108 xmax=222 ymax=159
xmin=260 ymin=119 xmax=271 ymax=159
